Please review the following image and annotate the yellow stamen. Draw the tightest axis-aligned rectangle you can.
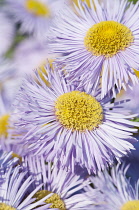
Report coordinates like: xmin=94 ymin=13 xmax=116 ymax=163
xmin=55 ymin=91 xmax=103 ymax=131
xmin=34 ymin=190 xmax=66 ymax=210
xmin=25 ymin=0 xmax=50 ymax=17
xmin=84 ymin=21 xmax=134 ymax=57
xmin=121 ymin=200 xmax=139 ymax=210
xmin=0 ymin=114 xmax=9 ymax=137
xmin=133 ymin=69 xmax=139 ymax=78
xmin=0 ymin=203 xmax=15 ymax=210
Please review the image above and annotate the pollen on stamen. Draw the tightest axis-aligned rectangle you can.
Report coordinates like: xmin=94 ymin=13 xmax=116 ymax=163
xmin=121 ymin=200 xmax=139 ymax=210
xmin=0 ymin=203 xmax=16 ymax=210
xmin=34 ymin=190 xmax=66 ymax=210
xmin=84 ymin=20 xmax=134 ymax=58
xmin=25 ymin=0 xmax=50 ymax=17
xmin=55 ymin=91 xmax=103 ymax=132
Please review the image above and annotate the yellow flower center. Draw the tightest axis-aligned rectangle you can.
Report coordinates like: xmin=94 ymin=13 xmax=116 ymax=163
xmin=34 ymin=190 xmax=66 ymax=210
xmin=25 ymin=0 xmax=50 ymax=17
xmin=55 ymin=91 xmax=103 ymax=131
xmin=121 ymin=200 xmax=139 ymax=210
xmin=0 ymin=203 xmax=15 ymax=210
xmin=84 ymin=21 xmax=134 ymax=57
xmin=0 ymin=114 xmax=9 ymax=137
xmin=133 ymin=69 xmax=139 ymax=78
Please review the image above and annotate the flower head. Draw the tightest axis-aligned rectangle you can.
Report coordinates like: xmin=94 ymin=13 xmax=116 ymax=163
xmin=11 ymin=63 xmax=139 ymax=173
xmin=23 ymin=155 xmax=95 ymax=209
xmin=0 ymin=160 xmax=54 ymax=209
xmin=49 ymin=0 xmax=139 ymax=97
xmin=90 ymin=164 xmax=139 ymax=210
xmin=6 ymin=0 xmax=65 ymax=39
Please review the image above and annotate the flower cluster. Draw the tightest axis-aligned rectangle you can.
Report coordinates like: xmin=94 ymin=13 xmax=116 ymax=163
xmin=1 ymin=0 xmax=139 ymax=209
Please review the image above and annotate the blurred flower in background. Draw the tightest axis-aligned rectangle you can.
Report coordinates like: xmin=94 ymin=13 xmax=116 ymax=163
xmin=5 ymin=0 xmax=66 ymax=40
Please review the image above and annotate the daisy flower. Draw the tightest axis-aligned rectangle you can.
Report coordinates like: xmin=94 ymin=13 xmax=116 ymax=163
xmin=49 ymin=0 xmax=139 ymax=97
xmin=0 ymin=12 xmax=15 ymax=56
xmin=23 ymin=155 xmax=95 ymax=209
xmin=0 ymin=163 xmax=54 ymax=210
xmin=90 ymin=164 xmax=139 ymax=210
xmin=12 ymin=63 xmax=139 ymax=174
xmin=6 ymin=0 xmax=65 ymax=39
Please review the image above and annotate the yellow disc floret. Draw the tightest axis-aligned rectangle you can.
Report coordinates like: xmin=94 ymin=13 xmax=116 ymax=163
xmin=25 ymin=0 xmax=50 ymax=17
xmin=84 ymin=21 xmax=134 ymax=57
xmin=0 ymin=203 xmax=16 ymax=210
xmin=133 ymin=69 xmax=139 ymax=78
xmin=121 ymin=200 xmax=139 ymax=210
xmin=55 ymin=91 xmax=103 ymax=131
xmin=0 ymin=114 xmax=9 ymax=137
xmin=34 ymin=190 xmax=66 ymax=210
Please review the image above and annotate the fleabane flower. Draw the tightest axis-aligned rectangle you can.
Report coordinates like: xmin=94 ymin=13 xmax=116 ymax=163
xmin=89 ymin=164 xmax=139 ymax=210
xmin=23 ymin=155 xmax=94 ymax=209
xmin=0 ymin=163 xmax=54 ymax=210
xmin=49 ymin=0 xmax=139 ymax=97
xmin=6 ymin=0 xmax=65 ymax=39
xmin=12 ymin=63 xmax=139 ymax=173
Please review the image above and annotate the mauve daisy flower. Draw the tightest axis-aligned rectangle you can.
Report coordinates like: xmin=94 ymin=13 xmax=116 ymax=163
xmin=0 ymin=163 xmax=54 ymax=210
xmin=12 ymin=63 xmax=139 ymax=174
xmin=23 ymin=155 xmax=94 ymax=209
xmin=90 ymin=164 xmax=139 ymax=210
xmin=6 ymin=0 xmax=65 ymax=39
xmin=0 ymin=12 xmax=15 ymax=56
xmin=49 ymin=0 xmax=139 ymax=97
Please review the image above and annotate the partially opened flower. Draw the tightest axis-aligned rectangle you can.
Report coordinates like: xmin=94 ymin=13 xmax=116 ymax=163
xmin=49 ymin=0 xmax=139 ymax=97
xmin=23 ymin=155 xmax=94 ymax=209
xmin=0 ymin=162 xmax=54 ymax=209
xmin=6 ymin=0 xmax=65 ymax=39
xmin=90 ymin=164 xmax=139 ymax=210
xmin=12 ymin=63 xmax=139 ymax=173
